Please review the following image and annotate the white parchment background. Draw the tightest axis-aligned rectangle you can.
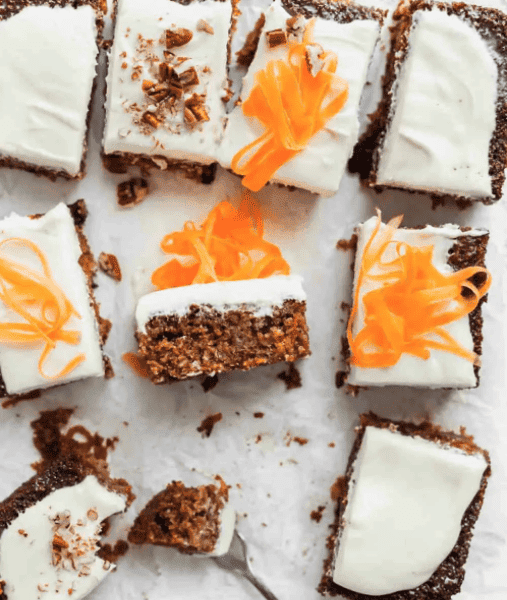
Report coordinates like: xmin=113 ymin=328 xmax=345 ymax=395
xmin=0 ymin=0 xmax=506 ymax=598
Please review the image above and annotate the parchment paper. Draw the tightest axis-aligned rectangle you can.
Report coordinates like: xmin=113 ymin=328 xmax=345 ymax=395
xmin=0 ymin=0 xmax=506 ymax=598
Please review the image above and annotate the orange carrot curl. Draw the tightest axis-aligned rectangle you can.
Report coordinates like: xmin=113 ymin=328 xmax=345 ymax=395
xmin=231 ymin=19 xmax=349 ymax=192
xmin=0 ymin=238 xmax=85 ymax=380
xmin=151 ymin=193 xmax=290 ymax=290
xmin=347 ymin=211 xmax=492 ymax=369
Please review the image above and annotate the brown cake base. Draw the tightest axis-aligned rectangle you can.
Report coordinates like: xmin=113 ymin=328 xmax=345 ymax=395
xmin=0 ymin=200 xmax=113 ymax=400
xmin=318 ymin=412 xmax=491 ymax=599
xmin=343 ymin=227 xmax=489 ymax=390
xmin=0 ymin=0 xmax=105 ymax=181
xmin=348 ymin=0 xmax=507 ymax=206
xmin=128 ymin=477 xmax=229 ymax=555
xmin=136 ymin=299 xmax=311 ymax=384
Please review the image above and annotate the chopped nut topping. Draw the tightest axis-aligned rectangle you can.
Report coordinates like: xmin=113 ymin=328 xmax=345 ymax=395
xmin=197 ymin=19 xmax=214 ymax=34
xmin=164 ymin=50 xmax=175 ymax=62
xmin=87 ymin=508 xmax=99 ymax=521
xmin=266 ymin=28 xmax=287 ymax=48
xmin=146 ymin=83 xmax=171 ymax=103
xmin=121 ymin=62 xmax=128 ymax=69
xmin=142 ymin=111 xmax=160 ymax=128
xmin=305 ymin=43 xmax=325 ymax=77
xmin=165 ymin=28 xmax=193 ymax=49
xmin=184 ymin=94 xmax=210 ymax=125
xmin=142 ymin=79 xmax=156 ymax=92
xmin=158 ymin=62 xmax=174 ymax=82
xmin=98 ymin=253 xmax=122 ymax=282
xmin=184 ymin=107 xmax=198 ymax=125
xmin=179 ymin=67 xmax=199 ymax=88
xmin=52 ymin=533 xmax=69 ymax=550
xmin=117 ymin=178 xmax=149 ymax=208
xmin=286 ymin=15 xmax=305 ymax=43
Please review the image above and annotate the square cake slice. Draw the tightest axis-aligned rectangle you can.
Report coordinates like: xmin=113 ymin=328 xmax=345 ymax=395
xmin=0 ymin=455 xmax=133 ymax=600
xmin=345 ymin=214 xmax=490 ymax=389
xmin=218 ymin=0 xmax=385 ymax=196
xmin=128 ymin=475 xmax=235 ymax=556
xmin=349 ymin=0 xmax=507 ymax=205
xmin=319 ymin=412 xmax=491 ymax=599
xmin=0 ymin=0 xmax=104 ymax=181
xmin=102 ymin=0 xmax=237 ymax=183
xmin=0 ymin=201 xmax=111 ymax=399
xmin=135 ymin=275 xmax=311 ymax=384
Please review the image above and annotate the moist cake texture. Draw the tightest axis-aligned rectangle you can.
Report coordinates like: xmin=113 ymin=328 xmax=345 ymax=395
xmin=349 ymin=0 xmax=507 ymax=205
xmin=346 ymin=216 xmax=490 ymax=389
xmin=218 ymin=0 xmax=385 ymax=195
xmin=319 ymin=412 xmax=491 ymax=599
xmin=0 ymin=0 xmax=104 ymax=180
xmin=103 ymin=0 xmax=236 ymax=183
xmin=135 ymin=275 xmax=311 ymax=383
xmin=0 ymin=201 xmax=111 ymax=399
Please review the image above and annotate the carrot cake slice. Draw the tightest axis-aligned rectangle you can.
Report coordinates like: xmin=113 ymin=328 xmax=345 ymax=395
xmin=0 ymin=454 xmax=133 ymax=600
xmin=319 ymin=412 xmax=491 ymax=599
xmin=0 ymin=0 xmax=104 ymax=181
xmin=102 ymin=0 xmax=236 ymax=183
xmin=0 ymin=201 xmax=111 ymax=399
xmin=129 ymin=475 xmax=235 ymax=556
xmin=218 ymin=0 xmax=385 ymax=195
xmin=349 ymin=0 xmax=507 ymax=205
xmin=345 ymin=212 xmax=491 ymax=389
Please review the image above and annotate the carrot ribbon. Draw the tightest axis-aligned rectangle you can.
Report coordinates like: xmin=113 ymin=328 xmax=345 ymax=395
xmin=0 ymin=238 xmax=85 ymax=379
xmin=231 ymin=19 xmax=349 ymax=192
xmin=151 ymin=193 xmax=290 ymax=289
xmin=347 ymin=211 xmax=491 ymax=369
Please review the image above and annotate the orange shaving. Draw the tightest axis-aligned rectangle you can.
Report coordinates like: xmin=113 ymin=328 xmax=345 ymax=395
xmin=347 ymin=211 xmax=491 ymax=368
xmin=151 ymin=193 xmax=290 ymax=289
xmin=231 ymin=19 xmax=349 ymax=191
xmin=0 ymin=238 xmax=85 ymax=379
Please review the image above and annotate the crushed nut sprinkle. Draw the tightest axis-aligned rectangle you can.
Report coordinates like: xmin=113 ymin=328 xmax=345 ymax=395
xmin=197 ymin=19 xmax=214 ymax=35
xmin=18 ymin=528 xmax=28 ymax=537
xmin=87 ymin=508 xmax=99 ymax=521
xmin=305 ymin=43 xmax=325 ymax=77
xmin=165 ymin=28 xmax=193 ymax=49
xmin=142 ymin=111 xmax=161 ymax=128
xmin=266 ymin=28 xmax=287 ymax=48
xmin=98 ymin=253 xmax=122 ymax=282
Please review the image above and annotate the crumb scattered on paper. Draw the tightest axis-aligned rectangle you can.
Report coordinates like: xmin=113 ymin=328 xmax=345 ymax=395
xmin=277 ymin=363 xmax=302 ymax=390
xmin=197 ymin=413 xmax=223 ymax=438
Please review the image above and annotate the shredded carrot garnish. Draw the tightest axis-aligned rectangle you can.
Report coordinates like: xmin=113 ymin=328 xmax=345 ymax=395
xmin=0 ymin=238 xmax=85 ymax=379
xmin=347 ymin=211 xmax=492 ymax=369
xmin=231 ymin=19 xmax=349 ymax=192
xmin=151 ymin=193 xmax=290 ymax=289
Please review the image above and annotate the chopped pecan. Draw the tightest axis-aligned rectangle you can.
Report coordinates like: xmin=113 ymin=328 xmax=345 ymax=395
xmin=117 ymin=177 xmax=149 ymax=208
xmin=164 ymin=50 xmax=175 ymax=62
xmin=197 ymin=19 xmax=214 ymax=34
xmin=266 ymin=28 xmax=286 ymax=48
xmin=179 ymin=67 xmax=199 ymax=88
xmin=165 ymin=28 xmax=193 ymax=49
xmin=286 ymin=15 xmax=305 ymax=43
xmin=158 ymin=62 xmax=174 ymax=82
xmin=98 ymin=253 xmax=122 ymax=282
xmin=168 ymin=81 xmax=183 ymax=100
xmin=305 ymin=43 xmax=325 ymax=77
xmin=142 ymin=79 xmax=155 ymax=91
xmin=184 ymin=94 xmax=210 ymax=124
xmin=52 ymin=534 xmax=69 ymax=550
xmin=146 ymin=83 xmax=171 ymax=103
xmin=142 ymin=111 xmax=160 ymax=128
xmin=184 ymin=107 xmax=198 ymax=125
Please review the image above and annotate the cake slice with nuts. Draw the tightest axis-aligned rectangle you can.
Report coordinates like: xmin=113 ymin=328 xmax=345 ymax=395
xmin=103 ymin=0 xmax=237 ymax=183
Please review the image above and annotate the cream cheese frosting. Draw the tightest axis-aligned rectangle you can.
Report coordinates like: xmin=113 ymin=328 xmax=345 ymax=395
xmin=0 ymin=475 xmax=127 ymax=600
xmin=218 ymin=0 xmax=380 ymax=196
xmin=332 ymin=426 xmax=488 ymax=596
xmin=348 ymin=217 xmax=486 ymax=389
xmin=208 ymin=502 xmax=236 ymax=557
xmin=136 ymin=275 xmax=306 ymax=333
xmin=0 ymin=5 xmax=98 ymax=176
xmin=0 ymin=203 xmax=105 ymax=395
xmin=376 ymin=8 xmax=497 ymax=198
xmin=103 ymin=0 xmax=232 ymax=165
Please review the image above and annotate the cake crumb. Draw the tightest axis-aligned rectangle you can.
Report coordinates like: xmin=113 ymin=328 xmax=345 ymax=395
xmin=117 ymin=177 xmax=149 ymax=208
xmin=310 ymin=505 xmax=326 ymax=523
xmin=2 ymin=389 xmax=41 ymax=409
xmin=336 ymin=234 xmax=358 ymax=251
xmin=255 ymin=434 xmax=262 ymax=443
xmin=197 ymin=413 xmax=223 ymax=438
xmin=328 ymin=442 xmax=335 ymax=448
xmin=277 ymin=362 xmax=302 ymax=390
xmin=340 ymin=301 xmax=351 ymax=312
xmin=253 ymin=412 xmax=264 ymax=418
xmin=18 ymin=529 xmax=28 ymax=537
xmin=98 ymin=252 xmax=122 ymax=282
xmin=97 ymin=540 xmax=129 ymax=563
xmin=201 ymin=374 xmax=219 ymax=392
xmin=285 ymin=432 xmax=309 ymax=446
xmin=335 ymin=370 xmax=347 ymax=389
xmin=330 ymin=476 xmax=347 ymax=501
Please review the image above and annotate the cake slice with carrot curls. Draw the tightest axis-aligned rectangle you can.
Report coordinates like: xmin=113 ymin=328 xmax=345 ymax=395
xmin=127 ymin=193 xmax=310 ymax=384
xmin=345 ymin=211 xmax=491 ymax=389
xmin=0 ymin=201 xmax=111 ymax=401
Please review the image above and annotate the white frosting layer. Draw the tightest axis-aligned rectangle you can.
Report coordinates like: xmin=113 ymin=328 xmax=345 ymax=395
xmin=333 ymin=426 xmax=487 ymax=596
xmin=376 ymin=8 xmax=497 ymax=198
xmin=348 ymin=217 xmax=486 ymax=388
xmin=103 ymin=0 xmax=231 ymax=165
xmin=136 ymin=275 xmax=306 ymax=333
xmin=208 ymin=502 xmax=236 ymax=557
xmin=0 ymin=203 xmax=105 ymax=395
xmin=218 ymin=0 xmax=380 ymax=196
xmin=0 ymin=5 xmax=98 ymax=176
xmin=0 ymin=475 xmax=127 ymax=600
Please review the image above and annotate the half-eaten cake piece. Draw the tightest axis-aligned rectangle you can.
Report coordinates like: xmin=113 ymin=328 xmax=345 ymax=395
xmin=0 ymin=201 xmax=111 ymax=400
xmin=0 ymin=0 xmax=104 ymax=180
xmin=128 ymin=475 xmax=235 ymax=556
xmin=345 ymin=212 xmax=491 ymax=389
xmin=319 ymin=412 xmax=491 ymax=599
xmin=102 ymin=0 xmax=237 ymax=183
xmin=218 ymin=0 xmax=386 ymax=195
xmin=349 ymin=0 xmax=507 ymax=206
xmin=132 ymin=195 xmax=310 ymax=384
xmin=0 ymin=454 xmax=134 ymax=600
